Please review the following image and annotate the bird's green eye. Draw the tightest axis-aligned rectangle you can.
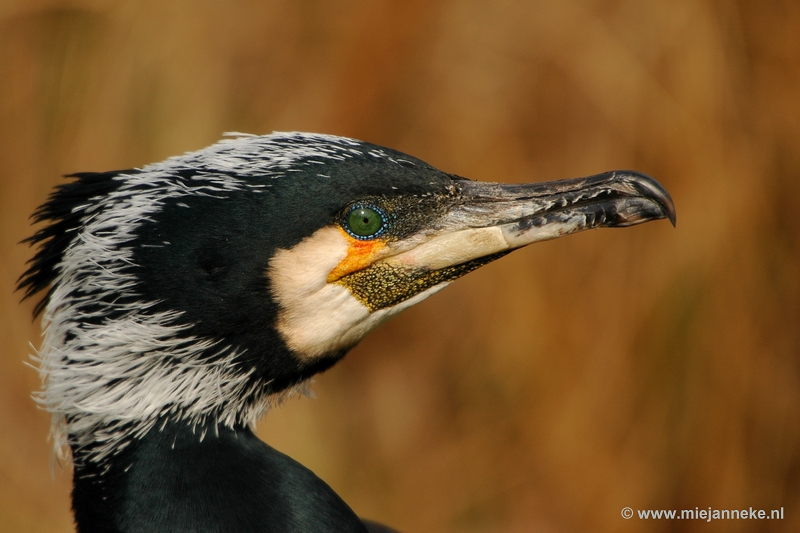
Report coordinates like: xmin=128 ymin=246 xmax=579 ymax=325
xmin=345 ymin=206 xmax=387 ymax=239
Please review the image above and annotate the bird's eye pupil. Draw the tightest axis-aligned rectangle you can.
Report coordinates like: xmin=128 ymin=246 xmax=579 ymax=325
xmin=346 ymin=206 xmax=386 ymax=238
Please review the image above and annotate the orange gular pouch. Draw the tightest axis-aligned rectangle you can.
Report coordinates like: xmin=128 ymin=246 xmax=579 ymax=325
xmin=326 ymin=227 xmax=507 ymax=312
xmin=327 ymin=229 xmax=387 ymax=283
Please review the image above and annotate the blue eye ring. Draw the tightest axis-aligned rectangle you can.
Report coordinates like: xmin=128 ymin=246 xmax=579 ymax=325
xmin=343 ymin=204 xmax=388 ymax=240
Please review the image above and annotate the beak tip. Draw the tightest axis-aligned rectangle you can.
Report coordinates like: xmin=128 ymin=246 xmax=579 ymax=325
xmin=618 ymin=171 xmax=677 ymax=228
xmin=660 ymin=194 xmax=677 ymax=228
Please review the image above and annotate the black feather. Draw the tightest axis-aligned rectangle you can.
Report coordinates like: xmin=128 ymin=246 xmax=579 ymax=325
xmin=17 ymin=170 xmax=136 ymax=316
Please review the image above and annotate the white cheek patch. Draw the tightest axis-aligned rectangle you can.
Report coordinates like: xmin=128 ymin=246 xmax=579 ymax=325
xmin=268 ymin=226 xmax=450 ymax=361
xmin=267 ymin=217 xmax=583 ymax=362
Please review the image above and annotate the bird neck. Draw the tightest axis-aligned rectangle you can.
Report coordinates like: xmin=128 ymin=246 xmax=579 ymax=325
xmin=71 ymin=420 xmax=368 ymax=533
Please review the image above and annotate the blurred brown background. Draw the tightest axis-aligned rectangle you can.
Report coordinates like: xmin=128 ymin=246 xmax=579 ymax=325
xmin=1 ymin=1 xmax=798 ymax=532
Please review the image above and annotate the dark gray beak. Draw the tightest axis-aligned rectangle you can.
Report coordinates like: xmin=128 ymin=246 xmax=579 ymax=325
xmin=384 ymin=171 xmax=675 ymax=271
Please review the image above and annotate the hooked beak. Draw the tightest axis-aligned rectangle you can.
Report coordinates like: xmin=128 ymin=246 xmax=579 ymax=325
xmin=336 ymin=170 xmax=675 ymax=311
xmin=385 ymin=170 xmax=675 ymax=271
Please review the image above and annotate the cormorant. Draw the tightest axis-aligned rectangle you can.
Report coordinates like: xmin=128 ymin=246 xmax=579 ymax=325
xmin=19 ymin=132 xmax=675 ymax=533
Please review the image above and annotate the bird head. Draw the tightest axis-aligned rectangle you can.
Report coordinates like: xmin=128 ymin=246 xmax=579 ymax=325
xmin=19 ymin=132 xmax=675 ymax=464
